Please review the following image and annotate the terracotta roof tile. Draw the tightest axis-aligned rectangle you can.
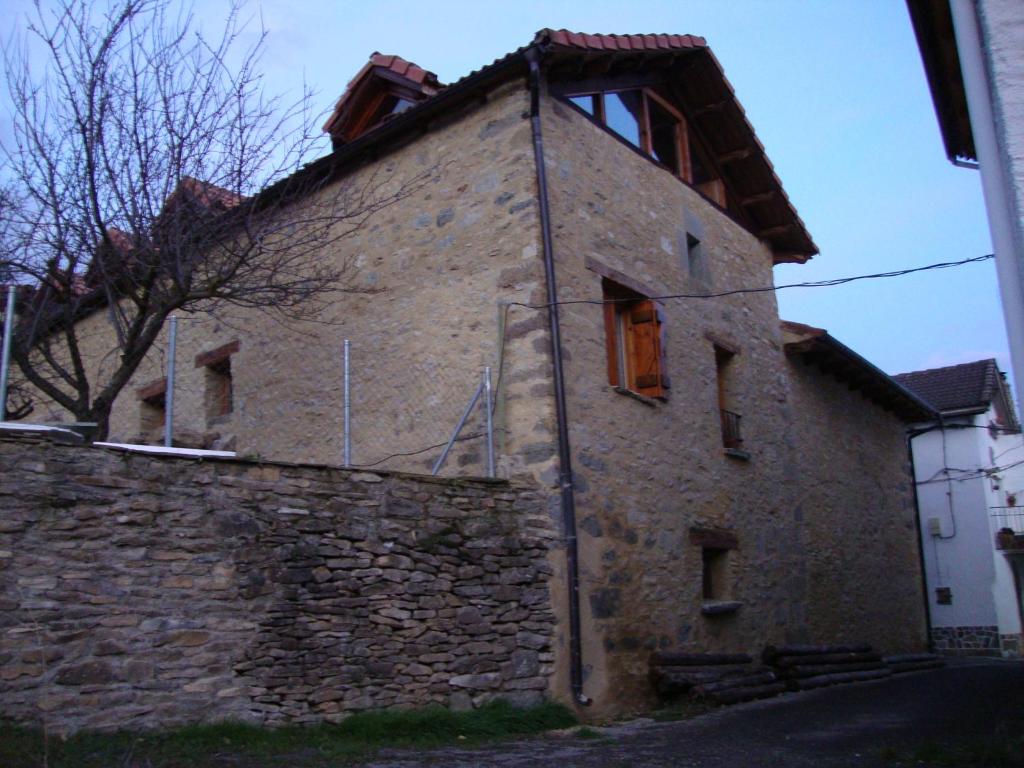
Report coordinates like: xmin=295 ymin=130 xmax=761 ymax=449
xmin=542 ymin=28 xmax=707 ymax=53
xmin=894 ymin=359 xmax=1003 ymax=414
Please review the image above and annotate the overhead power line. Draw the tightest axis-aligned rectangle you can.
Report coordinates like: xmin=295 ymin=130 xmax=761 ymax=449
xmin=510 ymin=253 xmax=995 ymax=310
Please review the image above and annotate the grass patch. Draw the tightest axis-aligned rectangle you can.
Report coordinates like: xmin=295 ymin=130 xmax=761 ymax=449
xmin=882 ymin=731 xmax=1024 ymax=767
xmin=0 ymin=700 xmax=577 ymax=768
xmin=650 ymin=698 xmax=718 ymax=722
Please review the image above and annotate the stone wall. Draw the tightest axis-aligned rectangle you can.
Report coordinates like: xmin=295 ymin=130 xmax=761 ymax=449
xmin=931 ymin=625 xmax=1001 ymax=656
xmin=0 ymin=431 xmax=557 ymax=733
xmin=534 ymin=88 xmax=928 ymax=713
xmin=24 ymin=79 xmax=554 ymax=481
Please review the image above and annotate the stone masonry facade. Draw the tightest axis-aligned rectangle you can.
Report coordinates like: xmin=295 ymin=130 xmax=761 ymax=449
xmin=15 ymin=58 xmax=929 ymax=717
xmin=0 ymin=432 xmax=557 ymax=733
xmin=534 ymin=88 xmax=928 ymax=711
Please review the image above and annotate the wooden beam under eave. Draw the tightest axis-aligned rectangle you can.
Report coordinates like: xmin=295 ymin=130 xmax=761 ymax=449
xmin=718 ymin=148 xmax=753 ymax=164
xmin=692 ymin=99 xmax=728 ymax=117
xmin=759 ymin=224 xmax=793 ymax=239
xmin=772 ymin=251 xmax=810 ymax=265
xmin=740 ymin=190 xmax=777 ymax=206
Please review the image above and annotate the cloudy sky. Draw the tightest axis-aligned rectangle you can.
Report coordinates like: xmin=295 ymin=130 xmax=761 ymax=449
xmin=2 ymin=0 xmax=1005 ymax=381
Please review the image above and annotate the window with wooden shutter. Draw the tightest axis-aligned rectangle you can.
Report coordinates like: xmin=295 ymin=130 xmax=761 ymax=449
xmin=602 ymin=279 xmax=669 ymax=400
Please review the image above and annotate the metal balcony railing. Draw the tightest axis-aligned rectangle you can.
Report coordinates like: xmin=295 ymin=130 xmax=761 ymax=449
xmin=992 ymin=506 xmax=1024 ymax=535
xmin=720 ymin=408 xmax=742 ymax=449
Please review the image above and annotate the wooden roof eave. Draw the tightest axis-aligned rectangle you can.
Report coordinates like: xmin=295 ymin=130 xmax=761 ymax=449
xmin=676 ymin=51 xmax=817 ymax=262
xmin=784 ymin=328 xmax=936 ymax=423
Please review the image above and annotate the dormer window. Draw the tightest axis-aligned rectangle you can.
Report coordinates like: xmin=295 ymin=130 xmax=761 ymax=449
xmin=323 ymin=53 xmax=441 ymax=148
xmin=565 ymin=87 xmax=726 ymax=208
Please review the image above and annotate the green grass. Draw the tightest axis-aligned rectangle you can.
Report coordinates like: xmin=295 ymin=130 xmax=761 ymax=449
xmin=0 ymin=700 xmax=578 ymax=768
xmin=649 ymin=698 xmax=718 ymax=722
xmin=882 ymin=730 xmax=1024 ymax=767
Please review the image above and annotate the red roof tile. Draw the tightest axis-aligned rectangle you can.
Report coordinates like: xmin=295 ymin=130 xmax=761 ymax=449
xmin=543 ymin=28 xmax=707 ymax=52
xmin=324 ymin=52 xmax=442 ymax=139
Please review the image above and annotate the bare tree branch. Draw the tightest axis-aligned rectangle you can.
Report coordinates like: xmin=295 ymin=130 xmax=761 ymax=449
xmin=0 ymin=0 xmax=423 ymax=436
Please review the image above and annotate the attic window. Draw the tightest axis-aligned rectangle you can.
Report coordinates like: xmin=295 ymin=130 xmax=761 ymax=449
xmin=565 ymin=87 xmax=732 ymax=208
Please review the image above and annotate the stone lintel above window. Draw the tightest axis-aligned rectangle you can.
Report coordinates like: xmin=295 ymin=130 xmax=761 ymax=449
xmin=137 ymin=378 xmax=167 ymax=402
xmin=195 ymin=340 xmax=240 ymax=369
xmin=689 ymin=527 xmax=738 ymax=550
xmin=584 ymin=256 xmax=663 ymax=299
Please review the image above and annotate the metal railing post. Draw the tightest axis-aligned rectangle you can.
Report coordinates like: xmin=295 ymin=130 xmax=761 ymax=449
xmin=432 ymin=380 xmax=484 ymax=476
xmin=343 ymin=339 xmax=351 ymax=467
xmin=0 ymin=285 xmax=15 ymax=420
xmin=164 ymin=316 xmax=177 ymax=447
xmin=484 ymin=366 xmax=495 ymax=477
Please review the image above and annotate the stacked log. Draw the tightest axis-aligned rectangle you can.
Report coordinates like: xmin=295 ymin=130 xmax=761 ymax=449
xmin=649 ymin=652 xmax=786 ymax=704
xmin=883 ymin=653 xmax=946 ymax=674
xmin=763 ymin=644 xmax=891 ymax=691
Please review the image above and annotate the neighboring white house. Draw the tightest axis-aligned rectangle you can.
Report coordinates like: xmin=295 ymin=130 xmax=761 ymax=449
xmin=907 ymin=0 xmax=1024 ymax=412
xmin=896 ymin=358 xmax=1024 ymax=655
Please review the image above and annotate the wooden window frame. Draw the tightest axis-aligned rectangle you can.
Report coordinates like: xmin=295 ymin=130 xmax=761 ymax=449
xmin=602 ymin=279 xmax=670 ymax=401
xmin=566 ymin=87 xmax=693 ymax=183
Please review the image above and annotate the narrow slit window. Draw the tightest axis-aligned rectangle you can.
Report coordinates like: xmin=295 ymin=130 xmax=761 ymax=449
xmin=205 ymin=358 xmax=233 ymax=421
xmin=715 ymin=345 xmax=742 ymax=449
xmin=702 ymin=547 xmax=729 ymax=601
xmin=195 ymin=340 xmax=239 ymax=425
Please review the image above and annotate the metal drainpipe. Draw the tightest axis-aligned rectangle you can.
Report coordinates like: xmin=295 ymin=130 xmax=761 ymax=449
xmin=525 ymin=46 xmax=590 ymax=707
xmin=907 ymin=425 xmax=937 ymax=653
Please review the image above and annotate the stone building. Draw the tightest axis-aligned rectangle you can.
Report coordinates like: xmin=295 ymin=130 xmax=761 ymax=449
xmin=18 ymin=30 xmax=934 ymax=715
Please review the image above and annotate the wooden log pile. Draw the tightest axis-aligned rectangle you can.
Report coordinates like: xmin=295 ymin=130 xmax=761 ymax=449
xmin=883 ymin=653 xmax=946 ymax=674
xmin=763 ymin=644 xmax=892 ymax=691
xmin=649 ymin=652 xmax=786 ymax=704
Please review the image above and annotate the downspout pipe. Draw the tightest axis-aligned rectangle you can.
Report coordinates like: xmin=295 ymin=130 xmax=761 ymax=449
xmin=948 ymin=0 xmax=1024 ymax=409
xmin=525 ymin=46 xmax=590 ymax=707
xmin=907 ymin=424 xmax=938 ymax=652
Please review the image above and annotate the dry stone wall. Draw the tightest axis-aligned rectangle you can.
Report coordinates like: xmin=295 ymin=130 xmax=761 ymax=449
xmin=0 ymin=431 xmax=557 ymax=733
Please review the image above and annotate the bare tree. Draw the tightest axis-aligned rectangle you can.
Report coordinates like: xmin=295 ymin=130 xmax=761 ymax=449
xmin=0 ymin=0 xmax=416 ymax=437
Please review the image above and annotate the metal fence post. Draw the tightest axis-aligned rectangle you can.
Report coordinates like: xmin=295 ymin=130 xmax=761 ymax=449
xmin=164 ymin=316 xmax=177 ymax=447
xmin=484 ymin=366 xmax=495 ymax=477
xmin=0 ymin=285 xmax=15 ymax=420
xmin=432 ymin=380 xmax=484 ymax=476
xmin=343 ymin=339 xmax=351 ymax=467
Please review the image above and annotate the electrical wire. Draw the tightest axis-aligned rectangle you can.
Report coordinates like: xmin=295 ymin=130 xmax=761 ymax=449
xmin=916 ymin=456 xmax=1024 ymax=486
xmin=506 ymin=253 xmax=994 ymax=311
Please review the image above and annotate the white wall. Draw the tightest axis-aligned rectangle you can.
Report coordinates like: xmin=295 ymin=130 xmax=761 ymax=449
xmin=913 ymin=414 xmax=998 ymax=628
xmin=912 ymin=407 xmax=1024 ymax=644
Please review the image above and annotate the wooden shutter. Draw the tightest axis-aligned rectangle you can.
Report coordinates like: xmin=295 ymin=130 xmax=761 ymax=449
xmin=626 ymin=300 xmax=668 ymax=399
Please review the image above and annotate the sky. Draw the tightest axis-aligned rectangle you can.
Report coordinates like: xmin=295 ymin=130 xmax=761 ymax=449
xmin=1 ymin=0 xmax=1007 ymax=381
